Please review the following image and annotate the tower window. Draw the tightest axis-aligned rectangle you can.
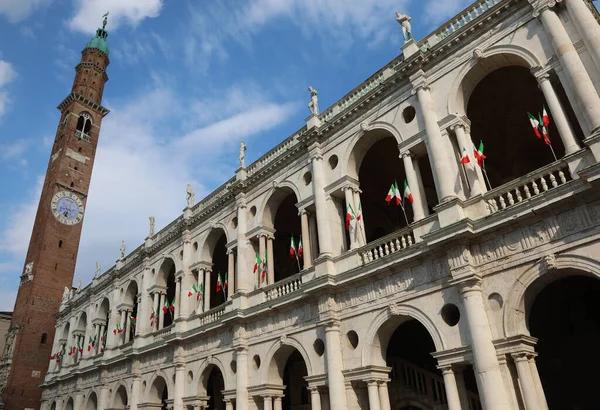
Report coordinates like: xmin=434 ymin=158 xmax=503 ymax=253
xmin=40 ymin=333 xmax=47 ymax=344
xmin=78 ymin=147 xmax=83 ymax=153
xmin=74 ymin=166 xmax=78 ymax=171
xmin=70 ymin=182 xmax=74 ymax=188
xmin=58 ymin=240 xmax=63 ymax=248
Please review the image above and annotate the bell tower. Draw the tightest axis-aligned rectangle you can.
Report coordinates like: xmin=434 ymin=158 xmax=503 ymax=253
xmin=1 ymin=15 xmax=111 ymax=410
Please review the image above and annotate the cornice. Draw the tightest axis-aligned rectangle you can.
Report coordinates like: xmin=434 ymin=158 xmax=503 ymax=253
xmin=56 ymin=92 xmax=110 ymax=117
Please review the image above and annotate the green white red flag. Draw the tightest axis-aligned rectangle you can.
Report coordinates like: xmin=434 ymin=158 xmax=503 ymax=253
xmin=356 ymin=201 xmax=362 ymax=221
xmin=253 ymin=252 xmax=262 ymax=274
xmin=289 ymin=236 xmax=296 ymax=258
xmin=216 ymin=272 xmax=223 ymax=292
xmin=346 ymin=203 xmax=355 ymax=230
xmin=385 ymin=184 xmax=394 ymax=205
xmin=528 ymin=112 xmax=542 ymax=138
xmin=394 ymin=181 xmax=402 ymax=205
xmin=298 ymin=237 xmax=303 ymax=258
xmin=460 ymin=148 xmax=470 ymax=164
xmin=403 ymin=180 xmax=414 ymax=204
xmin=474 ymin=141 xmax=486 ymax=167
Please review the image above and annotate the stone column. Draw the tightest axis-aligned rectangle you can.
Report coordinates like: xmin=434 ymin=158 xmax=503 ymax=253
xmin=125 ymin=310 xmax=132 ymax=343
xmin=309 ymin=387 xmax=321 ymax=410
xmin=99 ymin=324 xmax=106 ymax=351
xmin=158 ymin=293 xmax=165 ymax=329
xmin=152 ymin=292 xmax=159 ymax=331
xmin=412 ymin=158 xmax=430 ymax=216
xmin=310 ymin=146 xmax=333 ymax=256
xmin=94 ymin=324 xmax=100 ymax=354
xmin=535 ymin=4 xmax=600 ymax=133
xmin=258 ymin=234 xmax=267 ymax=287
xmin=130 ymin=370 xmax=141 ymax=410
xmin=378 ymin=381 xmax=391 ymax=410
xmin=459 ymin=279 xmax=510 ymax=410
xmin=236 ymin=347 xmax=249 ymax=410
xmin=273 ymin=397 xmax=282 ymax=410
xmin=175 ymin=277 xmax=181 ymax=320
xmin=299 ymin=210 xmax=313 ymax=268
xmin=343 ymin=187 xmax=359 ymax=250
xmin=225 ymin=400 xmax=234 ymax=410
xmin=138 ymin=259 xmax=150 ymax=336
xmin=308 ymin=213 xmax=319 ymax=262
xmin=324 ymin=321 xmax=348 ymax=410
xmin=412 ymin=72 xmax=458 ymax=202
xmin=366 ymin=381 xmax=381 ymax=410
xmin=401 ymin=151 xmax=427 ymax=219
xmin=263 ymin=396 xmax=273 ymax=410
xmin=204 ymin=269 xmax=211 ymax=311
xmin=440 ymin=367 xmax=462 ymax=410
xmin=119 ymin=310 xmax=127 ymax=344
xmin=99 ymin=385 xmax=110 ymax=410
xmin=498 ymin=356 xmax=520 ymax=410
xmin=528 ymin=356 xmax=549 ymax=410
xmin=228 ymin=250 xmax=235 ymax=298
xmin=564 ymin=0 xmax=600 ymax=73
xmin=451 ymin=124 xmax=484 ymax=197
xmin=74 ymin=391 xmax=84 ymax=409
xmin=197 ymin=269 xmax=205 ymax=313
xmin=512 ymin=354 xmax=539 ymax=410
xmin=535 ymin=71 xmax=580 ymax=154
xmin=174 ymin=359 xmax=186 ymax=410
xmin=236 ymin=194 xmax=249 ymax=292
xmin=454 ymin=367 xmax=471 ymax=410
xmin=267 ymin=235 xmax=275 ymax=284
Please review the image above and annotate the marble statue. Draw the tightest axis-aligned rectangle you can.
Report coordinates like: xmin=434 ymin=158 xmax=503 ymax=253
xmin=308 ymin=86 xmax=319 ymax=115
xmin=186 ymin=184 xmax=195 ymax=207
xmin=149 ymin=216 xmax=155 ymax=237
xmin=239 ymin=141 xmax=247 ymax=168
xmin=396 ymin=12 xmax=413 ymax=42
xmin=95 ymin=262 xmax=101 ymax=278
xmin=77 ymin=277 xmax=82 ymax=292
xmin=120 ymin=240 xmax=126 ymax=259
xmin=62 ymin=287 xmax=70 ymax=303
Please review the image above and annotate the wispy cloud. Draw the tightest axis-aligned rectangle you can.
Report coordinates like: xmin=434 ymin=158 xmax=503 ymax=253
xmin=69 ymin=0 xmax=163 ymax=33
xmin=0 ymin=0 xmax=52 ymax=23
xmin=0 ymin=60 xmax=16 ymax=119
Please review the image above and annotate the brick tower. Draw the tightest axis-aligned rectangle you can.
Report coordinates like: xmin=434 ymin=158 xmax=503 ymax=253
xmin=1 ymin=15 xmax=111 ymax=409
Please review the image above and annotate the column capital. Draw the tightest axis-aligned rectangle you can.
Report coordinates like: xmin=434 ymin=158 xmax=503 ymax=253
xmin=437 ymin=365 xmax=455 ymax=375
xmin=399 ymin=149 xmax=413 ymax=159
xmin=298 ymin=208 xmax=308 ymax=216
xmin=365 ymin=379 xmax=380 ymax=387
xmin=322 ymin=319 xmax=341 ymax=332
xmin=529 ymin=0 xmax=562 ymax=18
xmin=409 ymin=69 xmax=430 ymax=94
xmin=511 ymin=352 xmax=535 ymax=362
xmin=454 ymin=276 xmax=483 ymax=295
xmin=530 ymin=65 xmax=551 ymax=83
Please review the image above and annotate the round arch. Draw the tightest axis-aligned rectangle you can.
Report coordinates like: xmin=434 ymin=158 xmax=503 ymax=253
xmin=85 ymin=391 xmax=98 ymax=410
xmin=199 ymin=226 xmax=229 ymax=262
xmin=503 ymin=253 xmax=600 ymax=337
xmin=155 ymin=258 xmax=176 ymax=287
xmin=196 ymin=356 xmax=229 ymax=395
xmin=362 ymin=304 xmax=445 ymax=367
xmin=259 ymin=183 xmax=302 ymax=229
xmin=146 ymin=371 xmax=171 ymax=404
xmin=263 ymin=337 xmax=314 ymax=385
xmin=344 ymin=125 xmax=403 ymax=181
xmin=61 ymin=322 xmax=71 ymax=341
xmin=76 ymin=312 xmax=87 ymax=332
xmin=95 ymin=297 xmax=110 ymax=321
xmin=111 ymin=384 xmax=129 ymax=409
xmin=64 ymin=397 xmax=74 ymax=410
xmin=123 ymin=279 xmax=139 ymax=305
xmin=448 ymin=45 xmax=542 ymax=116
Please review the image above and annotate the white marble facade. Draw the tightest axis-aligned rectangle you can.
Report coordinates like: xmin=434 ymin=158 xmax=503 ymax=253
xmin=41 ymin=1 xmax=600 ymax=410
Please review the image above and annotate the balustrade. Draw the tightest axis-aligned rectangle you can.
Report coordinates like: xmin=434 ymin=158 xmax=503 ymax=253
xmin=265 ymin=274 xmax=302 ymax=301
xmin=434 ymin=0 xmax=503 ymax=42
xmin=358 ymin=228 xmax=415 ymax=265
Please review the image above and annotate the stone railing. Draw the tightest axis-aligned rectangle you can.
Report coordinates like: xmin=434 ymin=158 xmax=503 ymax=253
xmin=153 ymin=324 xmax=173 ymax=340
xmin=198 ymin=304 xmax=227 ymax=327
xmin=358 ymin=227 xmax=415 ymax=265
xmin=245 ymin=132 xmax=303 ymax=178
xmin=426 ymin=0 xmax=504 ymax=46
xmin=191 ymin=178 xmax=236 ymax=215
xmin=322 ymin=72 xmax=386 ymax=123
xmin=265 ymin=273 xmax=302 ymax=301
xmin=74 ymin=129 xmax=90 ymax=142
xmin=484 ymin=161 xmax=571 ymax=215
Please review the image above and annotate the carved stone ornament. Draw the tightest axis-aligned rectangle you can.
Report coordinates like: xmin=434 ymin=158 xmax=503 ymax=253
xmin=20 ymin=262 xmax=34 ymax=284
xmin=279 ymin=335 xmax=287 ymax=345
xmin=360 ymin=122 xmax=370 ymax=132
xmin=389 ymin=303 xmax=403 ymax=316
xmin=473 ymin=48 xmax=484 ymax=60
xmin=542 ymin=254 xmax=557 ymax=271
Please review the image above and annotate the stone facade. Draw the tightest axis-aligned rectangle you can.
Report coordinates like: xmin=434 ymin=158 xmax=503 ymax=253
xmin=40 ymin=1 xmax=600 ymax=410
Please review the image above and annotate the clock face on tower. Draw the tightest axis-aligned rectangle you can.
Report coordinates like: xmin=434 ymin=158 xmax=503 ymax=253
xmin=51 ymin=191 xmax=84 ymax=225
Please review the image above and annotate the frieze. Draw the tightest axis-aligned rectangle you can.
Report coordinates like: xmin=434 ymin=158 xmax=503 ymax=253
xmin=142 ymin=348 xmax=173 ymax=367
xmin=108 ymin=362 xmax=130 ymax=378
xmin=184 ymin=331 xmax=232 ymax=357
xmin=246 ymin=304 xmax=316 ymax=338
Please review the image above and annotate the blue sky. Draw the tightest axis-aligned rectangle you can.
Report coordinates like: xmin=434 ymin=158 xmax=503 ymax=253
xmin=0 ymin=0 xmax=473 ymax=310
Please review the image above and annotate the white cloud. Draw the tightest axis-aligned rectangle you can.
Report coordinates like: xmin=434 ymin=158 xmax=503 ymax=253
xmin=69 ymin=0 xmax=163 ymax=33
xmin=0 ymin=0 xmax=52 ymax=22
xmin=0 ymin=60 xmax=16 ymax=118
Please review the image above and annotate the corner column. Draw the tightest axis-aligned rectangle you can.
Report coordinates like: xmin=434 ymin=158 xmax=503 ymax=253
xmin=204 ymin=269 xmax=211 ymax=311
xmin=309 ymin=144 xmax=333 ymax=256
xmin=158 ymin=292 xmax=166 ymax=329
xmin=377 ymin=381 xmax=391 ymax=410
xmin=130 ymin=362 xmax=141 ymax=410
xmin=309 ymin=386 xmax=321 ymax=410
xmin=263 ymin=396 xmax=273 ymax=410
xmin=451 ymin=124 xmax=485 ymax=197
xmin=258 ymin=234 xmax=267 ymax=287
xmin=534 ymin=70 xmax=580 ymax=154
xmin=152 ymin=292 xmax=159 ymax=331
xmin=124 ymin=310 xmax=132 ymax=342
xmin=175 ymin=276 xmax=181 ymax=320
xmin=412 ymin=71 xmax=459 ymax=202
xmin=458 ymin=279 xmax=509 ymax=410
xmin=366 ymin=381 xmax=381 ymax=410
xmin=174 ymin=353 xmax=186 ymax=410
xmin=535 ymin=4 xmax=600 ymax=133
xmin=299 ymin=210 xmax=313 ymax=268
xmin=324 ymin=321 xmax=348 ymax=410
xmin=529 ymin=356 xmax=549 ymax=410
xmin=352 ymin=189 xmax=366 ymax=246
xmin=401 ymin=151 xmax=427 ymax=219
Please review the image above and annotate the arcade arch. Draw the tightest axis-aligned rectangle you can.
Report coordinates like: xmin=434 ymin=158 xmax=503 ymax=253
xmin=123 ymin=280 xmax=139 ymax=342
xmin=157 ymin=258 xmax=176 ymax=328
xmin=148 ymin=375 xmax=169 ymax=410
xmin=201 ymin=227 xmax=229 ymax=309
xmin=199 ymin=364 xmax=225 ymax=410
xmin=113 ymin=385 xmax=128 ymax=409
xmin=267 ymin=344 xmax=310 ymax=410
xmin=64 ymin=397 xmax=74 ymax=410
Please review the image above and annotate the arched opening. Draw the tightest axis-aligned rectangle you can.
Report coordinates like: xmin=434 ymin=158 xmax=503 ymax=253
xmin=467 ymin=66 xmax=581 ymax=188
xmin=158 ymin=259 xmax=176 ymax=328
xmin=97 ymin=298 xmax=110 ymax=354
xmin=113 ymin=385 xmax=128 ymax=409
xmin=527 ymin=273 xmax=600 ymax=409
xmin=272 ymin=190 xmax=302 ymax=282
xmin=200 ymin=365 xmax=225 ymax=410
xmin=124 ymin=281 xmax=139 ymax=342
xmin=50 ymin=401 xmax=57 ymax=410
xmin=150 ymin=376 xmax=169 ymax=410
xmin=64 ymin=397 xmax=74 ymax=410
xmin=269 ymin=345 xmax=309 ymax=410
xmin=373 ymin=316 xmax=479 ymax=409
xmin=209 ymin=230 xmax=228 ymax=309
xmin=355 ymin=132 xmax=436 ymax=243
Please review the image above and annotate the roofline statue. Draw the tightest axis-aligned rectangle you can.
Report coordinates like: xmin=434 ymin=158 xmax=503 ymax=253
xmin=396 ymin=12 xmax=413 ymax=43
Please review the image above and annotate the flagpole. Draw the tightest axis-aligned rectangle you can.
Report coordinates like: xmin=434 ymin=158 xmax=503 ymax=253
xmin=481 ymin=162 xmax=493 ymax=191
xmin=400 ymin=203 xmax=410 ymax=227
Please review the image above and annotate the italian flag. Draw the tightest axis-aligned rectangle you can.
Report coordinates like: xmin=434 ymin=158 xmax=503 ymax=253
xmin=539 ymin=112 xmax=551 ymax=146
xmin=356 ymin=201 xmax=362 ymax=221
xmin=162 ymin=298 xmax=170 ymax=314
xmin=528 ymin=112 xmax=542 ymax=138
xmin=77 ymin=341 xmax=83 ymax=354
xmin=188 ymin=284 xmax=199 ymax=298
xmin=385 ymin=184 xmax=395 ymax=205
xmin=198 ymin=282 xmax=204 ymax=301
xmin=298 ymin=237 xmax=303 ymax=258
xmin=113 ymin=323 xmax=123 ymax=335
xmin=403 ymin=180 xmax=414 ymax=204
xmin=216 ymin=272 xmax=223 ymax=292
xmin=130 ymin=316 xmax=136 ymax=327
xmin=542 ymin=106 xmax=550 ymax=127
xmin=394 ymin=181 xmax=402 ymax=205
xmin=474 ymin=141 xmax=486 ymax=167
xmin=262 ymin=252 xmax=268 ymax=279
xmin=149 ymin=311 xmax=155 ymax=326
xmin=88 ymin=336 xmax=96 ymax=351
xmin=223 ymin=272 xmax=228 ymax=290
xmin=169 ymin=297 xmax=175 ymax=312
xmin=460 ymin=148 xmax=470 ymax=164
xmin=253 ymin=252 xmax=262 ymax=274
xmin=290 ymin=236 xmax=296 ymax=258
xmin=345 ymin=203 xmax=355 ymax=230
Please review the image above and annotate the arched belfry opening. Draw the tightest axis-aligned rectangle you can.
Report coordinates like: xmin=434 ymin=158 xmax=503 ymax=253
xmin=527 ymin=272 xmax=600 ymax=409
xmin=354 ymin=130 xmax=436 ymax=243
xmin=268 ymin=345 xmax=310 ymax=410
xmin=466 ymin=65 xmax=582 ymax=188
xmin=200 ymin=365 xmax=225 ymax=410
xmin=202 ymin=228 xmax=228 ymax=309
xmin=371 ymin=316 xmax=479 ymax=409
xmin=263 ymin=187 xmax=303 ymax=285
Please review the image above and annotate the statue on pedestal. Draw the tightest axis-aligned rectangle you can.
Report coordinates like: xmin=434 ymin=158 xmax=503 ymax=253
xmin=119 ymin=240 xmax=126 ymax=259
xmin=149 ymin=216 xmax=155 ymax=237
xmin=396 ymin=12 xmax=413 ymax=43
xmin=308 ymin=86 xmax=319 ymax=115
xmin=186 ymin=184 xmax=195 ymax=208
xmin=239 ymin=141 xmax=247 ymax=168
xmin=95 ymin=262 xmax=101 ymax=278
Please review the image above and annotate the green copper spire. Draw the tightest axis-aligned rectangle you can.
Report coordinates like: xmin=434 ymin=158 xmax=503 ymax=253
xmin=85 ymin=12 xmax=110 ymax=56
